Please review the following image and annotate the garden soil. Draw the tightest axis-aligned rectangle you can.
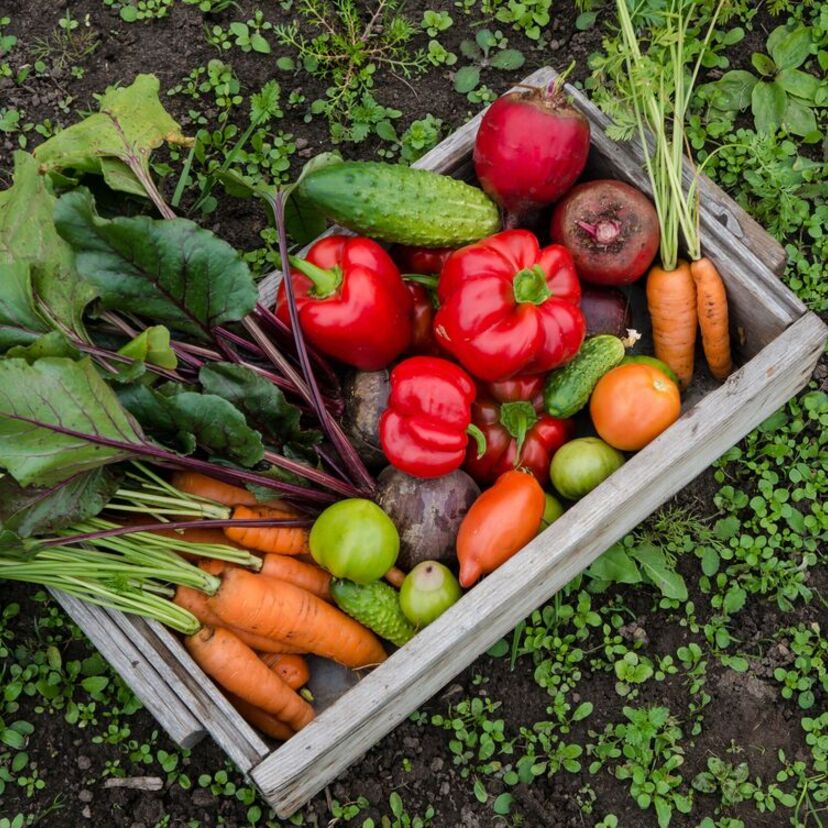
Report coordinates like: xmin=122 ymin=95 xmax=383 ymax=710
xmin=0 ymin=0 xmax=825 ymax=826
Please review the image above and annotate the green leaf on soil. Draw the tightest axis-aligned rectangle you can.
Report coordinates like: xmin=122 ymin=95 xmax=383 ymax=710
xmin=628 ymin=542 xmax=688 ymax=600
xmin=751 ymin=80 xmax=787 ymax=133
xmin=587 ymin=543 xmax=642 ymax=584
xmin=490 ymin=49 xmax=525 ymax=71
xmin=54 ymin=189 xmax=257 ymax=341
xmin=33 ymin=74 xmax=192 ymax=197
xmin=768 ymin=25 xmax=811 ymax=70
xmin=454 ymin=66 xmax=480 ymax=94
xmin=0 ymin=357 xmax=142 ymax=486
xmin=710 ymin=70 xmax=757 ymax=111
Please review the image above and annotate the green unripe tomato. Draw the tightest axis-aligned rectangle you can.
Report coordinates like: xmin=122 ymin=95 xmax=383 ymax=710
xmin=539 ymin=493 xmax=565 ymax=530
xmin=310 ymin=498 xmax=399 ymax=584
xmin=399 ymin=561 xmax=462 ymax=627
xmin=549 ymin=437 xmax=625 ymax=501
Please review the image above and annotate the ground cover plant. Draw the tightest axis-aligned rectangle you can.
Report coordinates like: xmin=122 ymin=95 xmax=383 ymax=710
xmin=0 ymin=0 xmax=825 ymax=825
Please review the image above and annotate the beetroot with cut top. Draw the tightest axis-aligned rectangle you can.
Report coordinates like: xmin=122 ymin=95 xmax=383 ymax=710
xmin=549 ymin=180 xmax=660 ymax=286
xmin=473 ymin=84 xmax=590 ymax=220
xmin=580 ymin=285 xmax=633 ymax=338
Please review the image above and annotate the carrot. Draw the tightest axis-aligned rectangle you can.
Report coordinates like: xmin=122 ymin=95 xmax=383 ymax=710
xmin=384 ymin=566 xmax=406 ymax=589
xmin=226 ymin=693 xmax=296 ymax=741
xmin=259 ymin=653 xmax=310 ymax=690
xmin=171 ymin=471 xmax=259 ymax=507
xmin=259 ymin=555 xmax=331 ymax=600
xmin=224 ymin=504 xmax=309 ymax=555
xmin=199 ymin=558 xmax=233 ymax=576
xmin=185 ymin=627 xmax=314 ymax=731
xmin=690 ymin=257 xmax=732 ymax=381
xmin=646 ymin=260 xmax=697 ymax=389
xmin=173 ymin=585 xmax=304 ymax=654
xmin=209 ymin=568 xmax=387 ymax=668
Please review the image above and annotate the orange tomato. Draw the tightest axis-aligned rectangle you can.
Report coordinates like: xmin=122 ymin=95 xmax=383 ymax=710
xmin=590 ymin=363 xmax=681 ymax=451
xmin=456 ymin=469 xmax=546 ymax=587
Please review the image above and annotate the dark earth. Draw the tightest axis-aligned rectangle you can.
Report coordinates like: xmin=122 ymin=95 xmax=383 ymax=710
xmin=0 ymin=0 xmax=826 ymax=826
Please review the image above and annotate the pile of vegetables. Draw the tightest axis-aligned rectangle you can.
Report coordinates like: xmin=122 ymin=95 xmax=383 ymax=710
xmin=0 ymin=19 xmax=735 ymax=744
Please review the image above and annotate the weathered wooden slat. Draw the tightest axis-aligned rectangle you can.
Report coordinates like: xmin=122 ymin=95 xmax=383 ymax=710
xmin=49 ymin=590 xmax=206 ymax=749
xmin=252 ymin=311 xmax=827 ymax=816
xmin=110 ymin=612 xmax=271 ymax=773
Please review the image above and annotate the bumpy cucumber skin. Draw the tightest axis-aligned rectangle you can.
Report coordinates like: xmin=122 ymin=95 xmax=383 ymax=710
xmin=330 ymin=578 xmax=416 ymax=648
xmin=544 ymin=335 xmax=626 ymax=418
xmin=297 ymin=162 xmax=501 ymax=247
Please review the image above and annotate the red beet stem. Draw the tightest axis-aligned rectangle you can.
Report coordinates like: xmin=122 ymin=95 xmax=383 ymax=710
xmin=576 ymin=219 xmax=623 ymax=246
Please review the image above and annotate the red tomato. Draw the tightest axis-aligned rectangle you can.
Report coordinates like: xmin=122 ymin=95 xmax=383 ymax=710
xmin=589 ymin=364 xmax=681 ymax=451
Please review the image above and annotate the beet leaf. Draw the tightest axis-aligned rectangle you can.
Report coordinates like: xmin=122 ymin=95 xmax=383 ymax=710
xmin=54 ymin=189 xmax=257 ymax=342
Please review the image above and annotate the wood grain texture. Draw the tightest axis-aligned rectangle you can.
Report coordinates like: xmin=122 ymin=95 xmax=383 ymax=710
xmin=49 ymin=590 xmax=206 ymax=749
xmin=111 ymin=613 xmax=272 ymax=773
xmin=252 ymin=311 xmax=826 ymax=817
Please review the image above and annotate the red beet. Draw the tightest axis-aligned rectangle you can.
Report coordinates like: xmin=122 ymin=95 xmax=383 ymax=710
xmin=580 ymin=285 xmax=633 ymax=337
xmin=549 ymin=179 xmax=660 ymax=286
xmin=473 ymin=84 xmax=590 ymax=219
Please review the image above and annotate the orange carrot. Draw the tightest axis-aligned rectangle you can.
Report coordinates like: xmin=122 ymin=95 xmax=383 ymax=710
xmin=259 ymin=555 xmax=331 ymax=600
xmin=199 ymin=558 xmax=233 ymax=576
xmin=185 ymin=627 xmax=314 ymax=731
xmin=173 ymin=585 xmax=304 ymax=654
xmin=209 ymin=568 xmax=387 ymax=668
xmin=171 ymin=471 xmax=259 ymax=507
xmin=690 ymin=257 xmax=733 ymax=381
xmin=384 ymin=566 xmax=406 ymax=589
xmin=646 ymin=260 xmax=697 ymax=389
xmin=259 ymin=653 xmax=310 ymax=690
xmin=224 ymin=504 xmax=309 ymax=555
xmin=226 ymin=693 xmax=296 ymax=741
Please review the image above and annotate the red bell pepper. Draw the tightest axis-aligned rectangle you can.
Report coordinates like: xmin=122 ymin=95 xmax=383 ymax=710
xmin=390 ymin=244 xmax=456 ymax=276
xmin=390 ymin=244 xmax=456 ymax=356
xmin=405 ymin=282 xmax=440 ymax=356
xmin=433 ymin=229 xmax=586 ymax=381
xmin=275 ymin=235 xmax=413 ymax=371
xmin=463 ymin=375 xmax=574 ymax=485
xmin=379 ymin=356 xmax=485 ymax=479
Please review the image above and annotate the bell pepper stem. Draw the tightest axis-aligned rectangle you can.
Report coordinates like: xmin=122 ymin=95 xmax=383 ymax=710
xmin=513 ymin=265 xmax=552 ymax=305
xmin=287 ymin=255 xmax=342 ymax=298
xmin=466 ymin=424 xmax=487 ymax=459
xmin=402 ymin=273 xmax=439 ymax=290
xmin=498 ymin=401 xmax=538 ymax=463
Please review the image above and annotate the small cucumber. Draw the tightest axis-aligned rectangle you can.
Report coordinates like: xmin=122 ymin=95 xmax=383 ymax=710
xmin=620 ymin=355 xmax=680 ymax=387
xmin=330 ymin=578 xmax=416 ymax=648
xmin=296 ymin=161 xmax=501 ymax=247
xmin=544 ymin=335 xmax=626 ymax=418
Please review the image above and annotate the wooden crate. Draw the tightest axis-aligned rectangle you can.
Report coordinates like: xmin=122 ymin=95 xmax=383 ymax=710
xmin=52 ymin=66 xmax=827 ymax=816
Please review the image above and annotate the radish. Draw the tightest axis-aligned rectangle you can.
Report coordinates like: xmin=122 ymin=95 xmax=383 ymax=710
xmin=473 ymin=81 xmax=590 ymax=221
xmin=549 ymin=179 xmax=660 ymax=286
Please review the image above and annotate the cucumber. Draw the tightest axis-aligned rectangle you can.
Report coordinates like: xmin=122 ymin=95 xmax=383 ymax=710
xmin=544 ymin=335 xmax=626 ymax=418
xmin=330 ymin=578 xmax=416 ymax=648
xmin=620 ymin=355 xmax=680 ymax=387
xmin=296 ymin=161 xmax=501 ymax=247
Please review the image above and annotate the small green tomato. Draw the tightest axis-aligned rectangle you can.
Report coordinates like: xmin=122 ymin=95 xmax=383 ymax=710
xmin=399 ymin=561 xmax=462 ymax=627
xmin=309 ymin=498 xmax=399 ymax=584
xmin=539 ymin=493 xmax=565 ymax=530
